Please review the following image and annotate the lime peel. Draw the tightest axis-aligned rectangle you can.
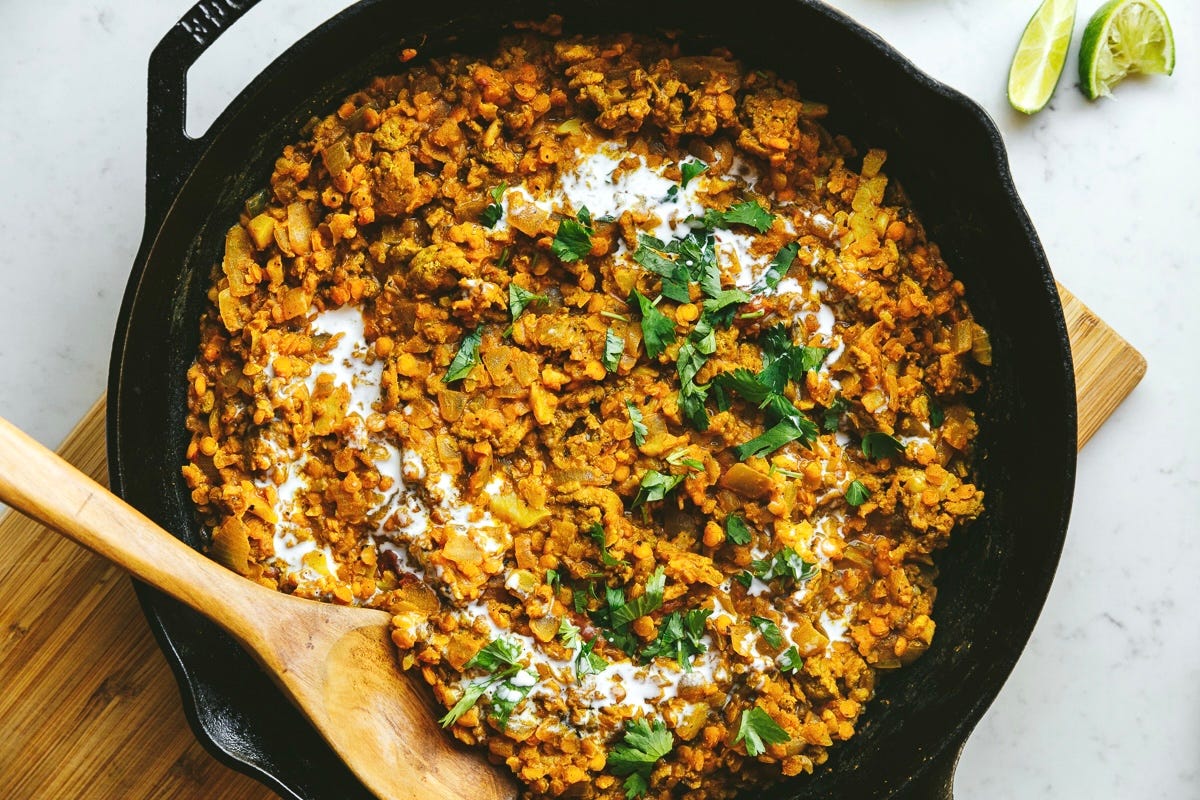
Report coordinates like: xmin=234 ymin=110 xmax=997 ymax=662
xmin=1079 ymin=0 xmax=1176 ymax=99
xmin=1008 ymin=0 xmax=1078 ymax=115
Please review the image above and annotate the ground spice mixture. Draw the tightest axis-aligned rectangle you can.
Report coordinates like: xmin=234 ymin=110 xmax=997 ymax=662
xmin=182 ymin=24 xmax=989 ymax=800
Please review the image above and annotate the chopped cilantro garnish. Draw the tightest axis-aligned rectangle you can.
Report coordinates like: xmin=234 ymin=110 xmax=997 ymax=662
xmin=546 ymin=568 xmax=561 ymax=592
xmin=732 ymin=415 xmax=818 ymax=461
xmin=734 ymin=707 xmax=791 ymax=757
xmin=631 ymin=469 xmax=685 ymax=508
xmin=603 ymin=327 xmax=625 ymax=373
xmin=508 ymin=283 xmax=545 ymax=322
xmin=438 ymin=680 xmax=491 ymax=727
xmin=440 ymin=636 xmax=528 ymax=727
xmin=666 ymin=449 xmax=704 ymax=471
xmin=750 ymin=615 xmax=784 ymax=648
xmin=822 ymin=396 xmax=849 ymax=433
xmin=632 ymin=232 xmax=720 ymax=302
xmin=551 ymin=214 xmax=593 ymax=262
xmin=464 ymin=636 xmax=523 ymax=672
xmin=734 ymin=570 xmax=754 ymax=589
xmin=480 ymin=182 xmax=507 ymax=228
xmin=586 ymin=522 xmax=628 ymax=568
xmin=626 ymin=401 xmax=648 ymax=446
xmin=861 ymin=431 xmax=904 ymax=460
xmin=444 ymin=328 xmax=482 ymax=383
xmin=720 ymin=200 xmax=775 ymax=233
xmin=845 ymin=479 xmax=870 ymax=507
xmin=488 ymin=671 xmax=537 ymax=729
xmin=680 ymin=159 xmax=708 ymax=188
xmin=725 ymin=514 xmax=751 ymax=545
xmin=558 ymin=617 xmax=581 ymax=647
xmin=777 ymin=646 xmax=803 ymax=674
xmin=629 ymin=289 xmax=677 ymax=360
xmin=754 ymin=242 xmax=799 ymax=292
xmin=928 ymin=394 xmax=945 ymax=427
xmin=609 ymin=718 xmax=674 ymax=799
xmin=577 ymin=205 xmax=592 ymax=227
xmin=641 ymin=607 xmax=711 ymax=669
xmin=713 ymin=368 xmax=773 ymax=404
xmin=575 ymin=636 xmax=608 ymax=678
xmin=757 ymin=324 xmax=828 ymax=393
xmin=559 ymin=618 xmax=609 ymax=678
xmin=589 ymin=567 xmax=667 ymax=655
xmin=611 ymin=567 xmax=666 ymax=628
xmin=752 ymin=547 xmax=817 ymax=585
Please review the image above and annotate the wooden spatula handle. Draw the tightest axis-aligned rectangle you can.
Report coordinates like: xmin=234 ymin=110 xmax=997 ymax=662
xmin=0 ymin=415 xmax=257 ymax=627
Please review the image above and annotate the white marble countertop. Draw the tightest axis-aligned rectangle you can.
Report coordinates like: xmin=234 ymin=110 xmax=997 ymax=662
xmin=1 ymin=1 xmax=1196 ymax=797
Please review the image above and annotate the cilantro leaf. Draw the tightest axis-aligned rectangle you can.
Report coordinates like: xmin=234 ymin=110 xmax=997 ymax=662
xmin=720 ymin=201 xmax=775 ymax=233
xmin=666 ymin=449 xmax=704 ymax=471
xmin=626 ymin=401 xmax=648 ymax=446
xmin=546 ymin=568 xmax=561 ymax=592
xmin=752 ymin=547 xmax=817 ymax=585
xmin=438 ymin=680 xmax=491 ymax=727
xmin=603 ymin=327 xmax=625 ymax=373
xmin=677 ymin=381 xmax=710 ymax=431
xmin=631 ymin=469 xmax=684 ymax=508
xmin=861 ymin=432 xmax=904 ymax=460
xmin=576 ymin=636 xmax=608 ymax=677
xmin=444 ymin=328 xmax=482 ymax=383
xmin=629 ymin=289 xmax=677 ymax=360
xmin=928 ymin=394 xmax=945 ymax=427
xmin=713 ymin=368 xmax=773 ymax=404
xmin=480 ymin=182 xmax=507 ymax=228
xmin=488 ymin=671 xmax=537 ymax=729
xmin=622 ymin=773 xmax=649 ymax=799
xmin=725 ymin=514 xmax=751 ymax=545
xmin=680 ymin=159 xmax=708 ymax=188
xmin=754 ymin=242 xmax=798 ymax=292
xmin=845 ymin=479 xmax=870 ymax=507
xmin=610 ymin=718 xmax=674 ymax=798
xmin=586 ymin=522 xmax=628 ymax=568
xmin=508 ymin=283 xmax=545 ymax=322
xmin=734 ymin=571 xmax=754 ymax=589
xmin=464 ymin=636 xmax=523 ymax=672
xmin=822 ymin=396 xmax=848 ymax=433
xmin=734 ymin=707 xmax=791 ymax=757
xmin=777 ymin=646 xmax=803 ymax=674
xmin=633 ymin=232 xmax=719 ymax=302
xmin=750 ymin=615 xmax=784 ymax=648
xmin=641 ymin=607 xmax=711 ymax=669
xmin=733 ymin=415 xmax=818 ymax=460
xmin=551 ymin=216 xmax=593 ymax=262
xmin=610 ymin=566 xmax=666 ymax=628
xmin=577 ymin=205 xmax=592 ymax=227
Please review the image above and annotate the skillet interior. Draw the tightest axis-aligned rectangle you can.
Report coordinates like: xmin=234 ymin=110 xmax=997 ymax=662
xmin=108 ymin=1 xmax=1077 ymax=797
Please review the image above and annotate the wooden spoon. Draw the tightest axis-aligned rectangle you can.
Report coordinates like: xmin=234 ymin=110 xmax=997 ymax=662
xmin=0 ymin=415 xmax=517 ymax=800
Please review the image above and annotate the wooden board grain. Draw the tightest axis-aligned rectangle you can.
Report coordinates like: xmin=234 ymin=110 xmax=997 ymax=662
xmin=0 ymin=285 xmax=1144 ymax=800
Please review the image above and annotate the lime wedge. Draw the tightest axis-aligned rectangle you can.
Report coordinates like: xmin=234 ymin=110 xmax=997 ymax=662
xmin=1079 ymin=0 xmax=1175 ymax=99
xmin=1009 ymin=0 xmax=1079 ymax=114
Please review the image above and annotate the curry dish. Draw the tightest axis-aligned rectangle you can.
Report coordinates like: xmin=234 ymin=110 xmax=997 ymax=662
xmin=182 ymin=23 xmax=989 ymax=800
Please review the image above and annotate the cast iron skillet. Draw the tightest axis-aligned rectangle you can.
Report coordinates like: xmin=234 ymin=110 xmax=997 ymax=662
xmin=107 ymin=0 xmax=1077 ymax=797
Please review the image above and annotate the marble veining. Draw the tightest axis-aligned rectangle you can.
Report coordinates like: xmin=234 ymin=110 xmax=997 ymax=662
xmin=0 ymin=1 xmax=1196 ymax=797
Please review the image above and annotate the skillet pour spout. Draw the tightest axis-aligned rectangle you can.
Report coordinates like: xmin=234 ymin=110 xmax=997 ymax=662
xmin=109 ymin=0 xmax=1076 ymax=798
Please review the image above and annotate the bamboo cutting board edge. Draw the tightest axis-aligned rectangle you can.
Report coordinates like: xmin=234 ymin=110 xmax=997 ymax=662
xmin=0 ymin=285 xmax=1146 ymax=800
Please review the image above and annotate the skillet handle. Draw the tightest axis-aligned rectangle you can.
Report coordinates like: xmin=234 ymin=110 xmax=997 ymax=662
xmin=145 ymin=0 xmax=265 ymax=226
xmin=892 ymin=739 xmax=963 ymax=800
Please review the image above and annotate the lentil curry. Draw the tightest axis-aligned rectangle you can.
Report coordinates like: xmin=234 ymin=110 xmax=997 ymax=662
xmin=182 ymin=22 xmax=989 ymax=800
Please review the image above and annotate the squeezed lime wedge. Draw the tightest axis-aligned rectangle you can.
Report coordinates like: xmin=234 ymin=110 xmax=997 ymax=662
xmin=1008 ymin=0 xmax=1079 ymax=114
xmin=1079 ymin=0 xmax=1175 ymax=99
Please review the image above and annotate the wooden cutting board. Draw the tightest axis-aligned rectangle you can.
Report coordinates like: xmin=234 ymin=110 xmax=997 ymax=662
xmin=0 ymin=285 xmax=1144 ymax=800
